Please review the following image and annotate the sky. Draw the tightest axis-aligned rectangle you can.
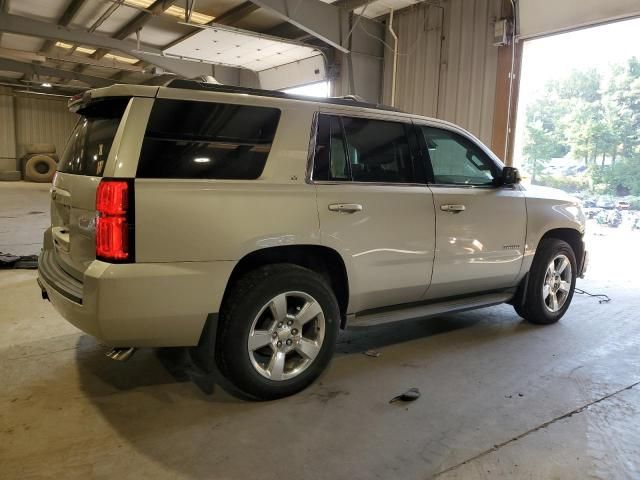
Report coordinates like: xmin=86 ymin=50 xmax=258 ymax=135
xmin=513 ymin=16 xmax=640 ymax=164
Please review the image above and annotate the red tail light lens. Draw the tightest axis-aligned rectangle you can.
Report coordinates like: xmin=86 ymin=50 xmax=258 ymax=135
xmin=96 ymin=180 xmax=133 ymax=262
xmin=96 ymin=181 xmax=128 ymax=215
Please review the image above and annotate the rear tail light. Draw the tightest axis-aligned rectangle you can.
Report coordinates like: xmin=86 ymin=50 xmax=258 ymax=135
xmin=96 ymin=179 xmax=134 ymax=262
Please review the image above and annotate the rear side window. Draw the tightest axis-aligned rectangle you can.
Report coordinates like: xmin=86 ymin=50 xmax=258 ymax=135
xmin=58 ymin=98 xmax=129 ymax=177
xmin=136 ymin=99 xmax=281 ymax=179
xmin=312 ymin=114 xmax=417 ymax=184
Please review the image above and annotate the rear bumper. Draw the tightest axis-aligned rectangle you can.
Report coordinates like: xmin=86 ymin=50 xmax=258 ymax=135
xmin=38 ymin=248 xmax=236 ymax=347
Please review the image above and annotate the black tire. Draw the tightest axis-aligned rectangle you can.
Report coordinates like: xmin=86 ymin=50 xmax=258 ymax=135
xmin=515 ymin=238 xmax=577 ymax=325
xmin=215 ymin=264 xmax=340 ymax=400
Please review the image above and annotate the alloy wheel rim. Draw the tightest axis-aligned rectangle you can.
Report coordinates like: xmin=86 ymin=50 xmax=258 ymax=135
xmin=247 ymin=291 xmax=325 ymax=381
xmin=542 ymin=254 xmax=572 ymax=313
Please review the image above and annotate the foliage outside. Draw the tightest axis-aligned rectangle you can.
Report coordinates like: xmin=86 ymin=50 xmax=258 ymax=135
xmin=521 ymin=57 xmax=640 ymax=197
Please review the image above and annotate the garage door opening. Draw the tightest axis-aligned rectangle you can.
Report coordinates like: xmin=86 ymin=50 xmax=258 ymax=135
xmin=282 ymin=81 xmax=330 ymax=98
xmin=513 ymin=16 xmax=640 ymax=281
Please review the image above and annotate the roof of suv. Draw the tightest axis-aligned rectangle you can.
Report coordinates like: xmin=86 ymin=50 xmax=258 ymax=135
xmin=164 ymin=79 xmax=405 ymax=113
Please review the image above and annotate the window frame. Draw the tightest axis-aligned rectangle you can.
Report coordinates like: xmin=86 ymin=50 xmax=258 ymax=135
xmin=307 ymin=112 xmax=427 ymax=186
xmin=416 ymin=123 xmax=505 ymax=189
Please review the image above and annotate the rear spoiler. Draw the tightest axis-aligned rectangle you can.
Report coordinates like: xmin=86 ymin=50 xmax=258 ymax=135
xmin=68 ymin=85 xmax=160 ymax=112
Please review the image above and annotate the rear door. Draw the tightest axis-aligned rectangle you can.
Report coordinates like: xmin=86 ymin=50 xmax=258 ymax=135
xmin=312 ymin=112 xmax=436 ymax=313
xmin=417 ymin=124 xmax=527 ymax=299
xmin=50 ymin=98 xmax=131 ymax=280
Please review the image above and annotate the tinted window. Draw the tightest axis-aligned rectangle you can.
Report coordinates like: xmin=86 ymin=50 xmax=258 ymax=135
xmin=343 ymin=117 xmax=414 ymax=183
xmin=421 ymin=127 xmax=498 ymax=186
xmin=312 ymin=114 xmax=416 ymax=184
xmin=313 ymin=115 xmax=349 ymax=181
xmin=58 ymin=98 xmax=129 ymax=177
xmin=137 ymin=100 xmax=280 ymax=179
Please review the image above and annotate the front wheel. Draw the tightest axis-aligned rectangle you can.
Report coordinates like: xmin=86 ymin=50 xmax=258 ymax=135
xmin=215 ymin=264 xmax=340 ymax=400
xmin=515 ymin=238 xmax=577 ymax=325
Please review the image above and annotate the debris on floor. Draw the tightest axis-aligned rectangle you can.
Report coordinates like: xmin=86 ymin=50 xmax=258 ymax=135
xmin=363 ymin=349 xmax=381 ymax=358
xmin=574 ymin=287 xmax=611 ymax=304
xmin=0 ymin=252 xmax=38 ymax=269
xmin=389 ymin=387 xmax=421 ymax=404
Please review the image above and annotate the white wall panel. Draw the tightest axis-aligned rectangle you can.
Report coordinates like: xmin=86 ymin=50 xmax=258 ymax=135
xmin=519 ymin=0 xmax=640 ymax=38
xmin=14 ymin=93 xmax=78 ymax=159
xmin=382 ymin=0 xmax=501 ymax=146
xmin=0 ymin=87 xmax=17 ymax=171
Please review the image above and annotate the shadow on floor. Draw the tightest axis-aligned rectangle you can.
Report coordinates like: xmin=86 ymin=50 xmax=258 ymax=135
xmin=72 ymin=306 xmax=536 ymax=478
xmin=75 ymin=305 xmax=534 ymax=399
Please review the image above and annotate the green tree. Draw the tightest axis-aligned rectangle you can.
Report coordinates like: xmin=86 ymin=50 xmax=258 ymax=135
xmin=523 ymin=82 xmax=569 ymax=183
xmin=561 ymin=69 xmax=618 ymax=165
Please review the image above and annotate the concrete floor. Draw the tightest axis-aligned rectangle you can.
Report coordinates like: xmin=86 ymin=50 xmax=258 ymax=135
xmin=1 ymin=181 xmax=640 ymax=479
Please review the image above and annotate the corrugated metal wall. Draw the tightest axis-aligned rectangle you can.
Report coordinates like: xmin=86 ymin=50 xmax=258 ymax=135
xmin=382 ymin=0 xmax=501 ymax=146
xmin=0 ymin=88 xmax=78 ymax=172
xmin=0 ymin=87 xmax=17 ymax=172
xmin=15 ymin=93 xmax=78 ymax=159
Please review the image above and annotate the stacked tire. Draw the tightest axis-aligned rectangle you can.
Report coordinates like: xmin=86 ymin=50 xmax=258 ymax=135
xmin=22 ymin=144 xmax=58 ymax=183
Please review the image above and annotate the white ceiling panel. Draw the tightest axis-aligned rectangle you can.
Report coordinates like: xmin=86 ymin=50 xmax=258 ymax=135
xmin=125 ymin=17 xmax=194 ymax=47
xmin=8 ymin=0 xmax=68 ymax=22
xmin=0 ymin=33 xmax=44 ymax=52
xmin=163 ymin=25 xmax=322 ymax=72
xmin=519 ymin=0 xmax=640 ymax=38
xmin=70 ymin=2 xmax=141 ymax=36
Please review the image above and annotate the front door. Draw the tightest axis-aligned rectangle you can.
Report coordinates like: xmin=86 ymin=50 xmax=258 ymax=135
xmin=417 ymin=124 xmax=527 ymax=299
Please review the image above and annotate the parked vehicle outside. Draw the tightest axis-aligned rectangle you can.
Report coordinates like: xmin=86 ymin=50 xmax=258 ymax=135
xmin=37 ymin=81 xmax=588 ymax=399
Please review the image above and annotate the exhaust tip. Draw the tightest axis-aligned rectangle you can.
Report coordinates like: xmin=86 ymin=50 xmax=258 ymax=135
xmin=106 ymin=347 xmax=136 ymax=361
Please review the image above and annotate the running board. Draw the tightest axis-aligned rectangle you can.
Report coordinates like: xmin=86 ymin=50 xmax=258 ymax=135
xmin=348 ymin=292 xmax=514 ymax=327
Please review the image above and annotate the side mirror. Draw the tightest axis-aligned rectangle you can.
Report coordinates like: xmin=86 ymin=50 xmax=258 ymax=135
xmin=502 ymin=166 xmax=521 ymax=186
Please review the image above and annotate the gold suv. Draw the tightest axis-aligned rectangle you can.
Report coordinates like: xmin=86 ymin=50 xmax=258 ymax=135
xmin=38 ymin=80 xmax=587 ymax=399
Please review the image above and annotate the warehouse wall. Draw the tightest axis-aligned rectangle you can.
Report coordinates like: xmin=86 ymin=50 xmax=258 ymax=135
xmin=382 ymin=0 xmax=501 ymax=149
xmin=0 ymin=88 xmax=78 ymax=172
xmin=0 ymin=87 xmax=17 ymax=172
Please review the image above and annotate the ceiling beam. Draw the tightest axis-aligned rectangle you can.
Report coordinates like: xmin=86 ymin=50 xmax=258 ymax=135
xmin=262 ymin=0 xmax=374 ymax=42
xmin=0 ymin=57 xmax=116 ymax=87
xmin=0 ymin=12 xmax=240 ymax=79
xmin=333 ymin=0 xmax=372 ymax=11
xmin=215 ymin=1 xmax=260 ymax=26
xmin=42 ymin=0 xmax=87 ymax=52
xmin=248 ymin=0 xmax=349 ymax=51
xmin=161 ymin=1 xmax=261 ymax=53
xmin=92 ymin=0 xmax=178 ymax=60
xmin=0 ymin=0 xmax=9 ymax=44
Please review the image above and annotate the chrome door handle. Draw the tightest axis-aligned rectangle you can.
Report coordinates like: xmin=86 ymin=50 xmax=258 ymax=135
xmin=440 ymin=204 xmax=466 ymax=213
xmin=328 ymin=203 xmax=363 ymax=214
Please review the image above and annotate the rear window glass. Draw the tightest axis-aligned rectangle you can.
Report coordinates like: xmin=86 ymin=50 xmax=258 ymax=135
xmin=58 ymin=98 xmax=129 ymax=177
xmin=136 ymin=99 xmax=281 ymax=179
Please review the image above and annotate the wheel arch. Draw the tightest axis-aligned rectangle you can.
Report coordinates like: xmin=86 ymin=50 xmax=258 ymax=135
xmin=539 ymin=228 xmax=585 ymax=272
xmin=223 ymin=245 xmax=350 ymax=328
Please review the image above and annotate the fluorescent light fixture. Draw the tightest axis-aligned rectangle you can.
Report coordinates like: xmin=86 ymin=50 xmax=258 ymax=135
xmin=124 ymin=0 xmax=214 ymax=24
xmin=194 ymin=157 xmax=211 ymax=163
xmin=41 ymin=82 xmax=52 ymax=88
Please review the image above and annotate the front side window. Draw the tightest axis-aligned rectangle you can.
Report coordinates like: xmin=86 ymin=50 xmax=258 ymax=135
xmin=312 ymin=114 xmax=416 ymax=184
xmin=137 ymin=100 xmax=280 ymax=179
xmin=421 ymin=127 xmax=498 ymax=186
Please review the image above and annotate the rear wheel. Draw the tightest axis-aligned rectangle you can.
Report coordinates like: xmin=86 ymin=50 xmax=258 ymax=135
xmin=515 ymin=238 xmax=577 ymax=325
xmin=216 ymin=264 xmax=340 ymax=400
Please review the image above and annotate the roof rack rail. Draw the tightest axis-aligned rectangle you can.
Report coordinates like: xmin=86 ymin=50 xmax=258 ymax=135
xmin=164 ymin=79 xmax=404 ymax=113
